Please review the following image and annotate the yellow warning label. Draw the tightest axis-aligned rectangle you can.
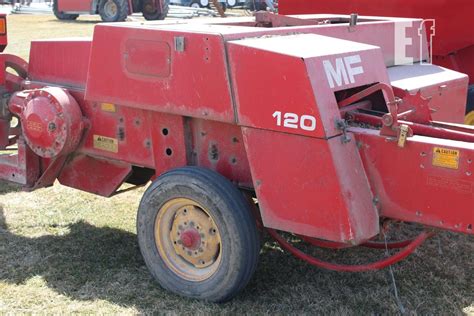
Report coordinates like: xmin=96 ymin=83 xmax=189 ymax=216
xmin=432 ymin=147 xmax=459 ymax=169
xmin=93 ymin=135 xmax=118 ymax=153
xmin=101 ymin=103 xmax=116 ymax=112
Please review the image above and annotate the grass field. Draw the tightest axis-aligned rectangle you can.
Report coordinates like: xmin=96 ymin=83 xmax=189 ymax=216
xmin=0 ymin=15 xmax=473 ymax=314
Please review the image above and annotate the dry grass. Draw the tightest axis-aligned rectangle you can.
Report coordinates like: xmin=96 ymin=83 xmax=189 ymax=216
xmin=4 ymin=15 xmax=100 ymax=60
xmin=0 ymin=14 xmax=473 ymax=314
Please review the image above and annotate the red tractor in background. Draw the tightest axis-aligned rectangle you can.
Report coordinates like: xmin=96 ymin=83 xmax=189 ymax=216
xmin=53 ymin=0 xmax=169 ymax=22
xmin=279 ymin=0 xmax=474 ymax=125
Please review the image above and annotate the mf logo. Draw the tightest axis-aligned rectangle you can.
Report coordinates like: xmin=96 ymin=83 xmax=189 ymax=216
xmin=322 ymin=54 xmax=364 ymax=88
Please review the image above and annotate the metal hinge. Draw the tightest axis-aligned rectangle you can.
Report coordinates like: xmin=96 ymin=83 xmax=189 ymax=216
xmin=335 ymin=119 xmax=351 ymax=144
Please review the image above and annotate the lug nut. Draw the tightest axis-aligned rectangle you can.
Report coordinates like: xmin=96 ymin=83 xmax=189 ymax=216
xmin=48 ymin=122 xmax=56 ymax=131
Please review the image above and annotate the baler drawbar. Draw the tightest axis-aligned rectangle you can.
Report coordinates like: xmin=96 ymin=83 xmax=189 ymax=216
xmin=0 ymin=13 xmax=472 ymax=302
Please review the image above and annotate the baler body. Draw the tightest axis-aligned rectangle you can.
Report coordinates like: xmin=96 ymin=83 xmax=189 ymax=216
xmin=0 ymin=14 xmax=471 ymax=244
xmin=0 ymin=13 xmax=473 ymax=301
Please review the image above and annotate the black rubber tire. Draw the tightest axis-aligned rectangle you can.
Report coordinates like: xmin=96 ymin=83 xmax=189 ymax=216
xmin=190 ymin=0 xmax=204 ymax=7
xmin=53 ymin=0 xmax=79 ymax=20
xmin=226 ymin=0 xmax=237 ymax=8
xmin=142 ymin=0 xmax=168 ymax=20
xmin=98 ymin=0 xmax=128 ymax=22
xmin=245 ymin=0 xmax=266 ymax=11
xmin=137 ymin=167 xmax=260 ymax=302
xmin=218 ymin=2 xmax=227 ymax=11
xmin=467 ymin=84 xmax=474 ymax=114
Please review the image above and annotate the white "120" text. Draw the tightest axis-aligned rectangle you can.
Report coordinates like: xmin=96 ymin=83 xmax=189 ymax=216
xmin=272 ymin=111 xmax=317 ymax=131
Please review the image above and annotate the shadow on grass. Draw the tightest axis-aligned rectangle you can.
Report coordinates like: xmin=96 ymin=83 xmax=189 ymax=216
xmin=0 ymin=181 xmax=21 ymax=194
xmin=0 ymin=206 xmax=472 ymax=313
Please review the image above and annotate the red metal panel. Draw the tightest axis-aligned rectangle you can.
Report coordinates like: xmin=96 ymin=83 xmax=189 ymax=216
xmin=29 ymin=39 xmax=92 ymax=88
xmin=58 ymin=0 xmax=92 ymax=12
xmin=279 ymin=0 xmax=474 ymax=57
xmin=0 ymin=139 xmax=39 ymax=186
xmin=58 ymin=155 xmax=132 ymax=197
xmin=354 ymin=127 xmax=474 ymax=234
xmin=22 ymin=81 xmax=187 ymax=184
xmin=86 ymin=25 xmax=235 ymax=123
xmin=79 ymin=101 xmax=155 ymax=168
xmin=388 ymin=64 xmax=468 ymax=124
xmin=434 ymin=45 xmax=474 ymax=85
xmin=190 ymin=119 xmax=252 ymax=187
xmin=147 ymin=111 xmax=187 ymax=176
xmin=242 ymin=127 xmax=378 ymax=244
xmin=159 ymin=17 xmax=427 ymax=67
xmin=228 ymin=34 xmax=389 ymax=139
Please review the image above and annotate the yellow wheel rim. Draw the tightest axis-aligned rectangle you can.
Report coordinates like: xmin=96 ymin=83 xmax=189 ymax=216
xmin=465 ymin=111 xmax=474 ymax=125
xmin=154 ymin=198 xmax=222 ymax=282
xmin=104 ymin=0 xmax=118 ymax=17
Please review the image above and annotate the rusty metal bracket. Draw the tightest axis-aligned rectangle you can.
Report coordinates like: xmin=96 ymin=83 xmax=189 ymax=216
xmin=336 ymin=119 xmax=351 ymax=143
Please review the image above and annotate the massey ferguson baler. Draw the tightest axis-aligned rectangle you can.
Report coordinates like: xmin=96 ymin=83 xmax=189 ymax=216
xmin=0 ymin=13 xmax=472 ymax=302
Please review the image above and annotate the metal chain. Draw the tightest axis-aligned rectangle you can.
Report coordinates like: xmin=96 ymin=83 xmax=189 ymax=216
xmin=384 ymin=231 xmax=406 ymax=314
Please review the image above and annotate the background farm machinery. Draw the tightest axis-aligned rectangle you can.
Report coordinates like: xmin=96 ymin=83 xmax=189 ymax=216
xmin=0 ymin=11 xmax=472 ymax=302
xmin=53 ymin=0 xmax=169 ymax=22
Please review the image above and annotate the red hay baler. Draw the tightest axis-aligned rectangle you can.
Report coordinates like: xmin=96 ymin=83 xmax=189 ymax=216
xmin=0 ymin=13 xmax=472 ymax=302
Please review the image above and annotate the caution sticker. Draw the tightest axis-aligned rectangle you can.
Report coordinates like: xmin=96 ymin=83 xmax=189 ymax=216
xmin=93 ymin=135 xmax=118 ymax=153
xmin=432 ymin=147 xmax=459 ymax=169
xmin=101 ymin=103 xmax=116 ymax=113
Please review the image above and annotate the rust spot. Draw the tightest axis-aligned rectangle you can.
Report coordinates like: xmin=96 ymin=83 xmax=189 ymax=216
xmin=117 ymin=127 xmax=125 ymax=141
xmin=208 ymin=143 xmax=219 ymax=161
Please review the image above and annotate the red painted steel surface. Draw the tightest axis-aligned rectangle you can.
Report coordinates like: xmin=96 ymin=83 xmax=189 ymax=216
xmin=388 ymin=64 xmax=468 ymax=123
xmin=0 ymin=139 xmax=39 ymax=186
xmin=29 ymin=40 xmax=91 ymax=88
xmin=434 ymin=45 xmax=474 ymax=85
xmin=0 ymin=14 xmax=472 ymax=244
xmin=242 ymin=127 xmax=378 ymax=243
xmin=279 ymin=0 xmax=474 ymax=84
xmin=58 ymin=0 xmax=92 ymax=12
xmin=189 ymin=119 xmax=253 ymax=188
xmin=228 ymin=34 xmax=389 ymax=139
xmin=279 ymin=0 xmax=474 ymax=57
xmin=354 ymin=128 xmax=473 ymax=234
xmin=58 ymin=155 xmax=132 ymax=196
xmin=157 ymin=16 xmax=428 ymax=67
xmin=86 ymin=25 xmax=235 ymax=123
xmin=9 ymin=88 xmax=84 ymax=158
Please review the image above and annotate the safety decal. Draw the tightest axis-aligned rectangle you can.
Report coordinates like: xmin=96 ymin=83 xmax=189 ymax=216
xmin=101 ymin=103 xmax=116 ymax=113
xmin=93 ymin=135 xmax=118 ymax=153
xmin=432 ymin=147 xmax=460 ymax=170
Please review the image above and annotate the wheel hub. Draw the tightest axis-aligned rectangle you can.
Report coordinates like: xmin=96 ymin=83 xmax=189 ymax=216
xmin=143 ymin=2 xmax=155 ymax=13
xmin=170 ymin=205 xmax=220 ymax=268
xmin=155 ymin=198 xmax=222 ymax=281
xmin=180 ymin=229 xmax=201 ymax=249
xmin=104 ymin=0 xmax=118 ymax=17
